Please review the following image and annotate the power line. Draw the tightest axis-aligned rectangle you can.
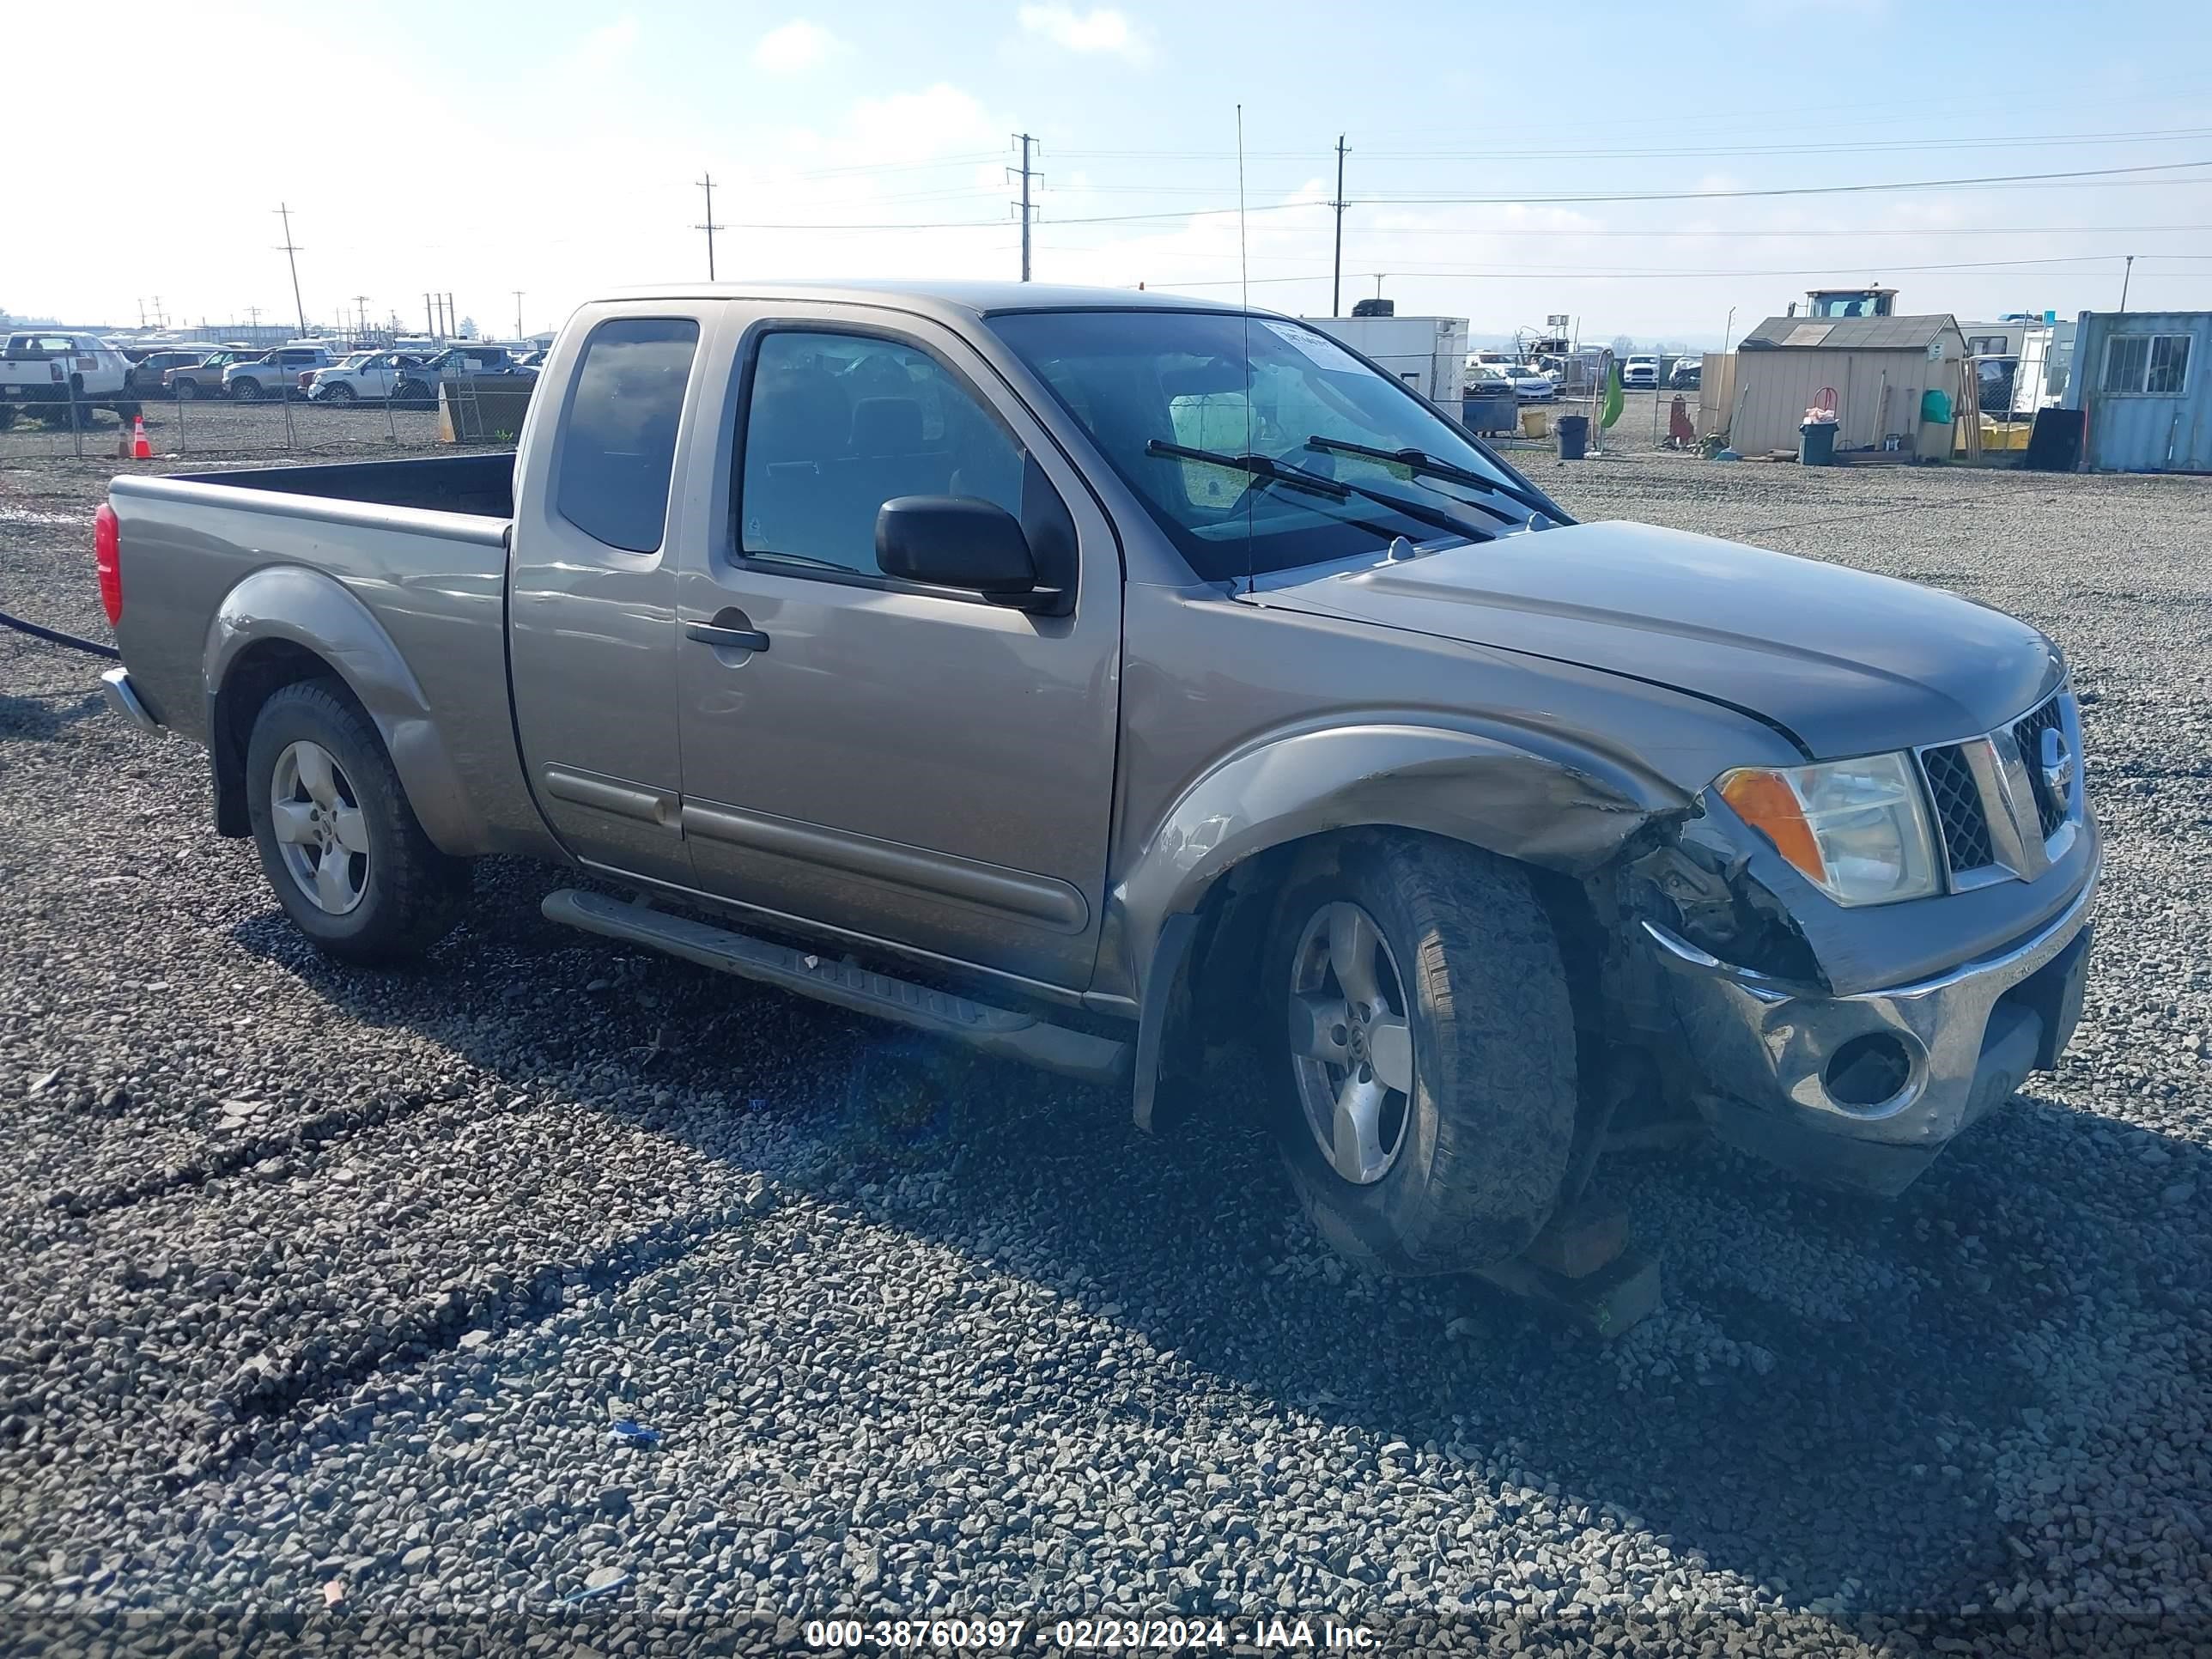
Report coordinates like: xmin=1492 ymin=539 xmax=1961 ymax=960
xmin=1053 ymin=122 xmax=2212 ymax=165
xmin=1348 ymin=157 xmax=2212 ymax=208
xmin=709 ymin=157 xmax=2212 ymax=234
xmin=1148 ymin=253 xmax=2187 ymax=288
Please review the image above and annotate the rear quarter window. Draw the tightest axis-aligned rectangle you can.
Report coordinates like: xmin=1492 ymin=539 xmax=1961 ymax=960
xmin=554 ymin=317 xmax=701 ymax=555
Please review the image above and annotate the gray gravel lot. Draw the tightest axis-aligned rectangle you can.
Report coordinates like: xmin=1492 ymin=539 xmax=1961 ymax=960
xmin=2 ymin=411 xmax=2209 ymax=1656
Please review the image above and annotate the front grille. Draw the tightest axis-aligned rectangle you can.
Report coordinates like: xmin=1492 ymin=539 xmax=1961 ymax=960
xmin=1920 ymin=743 xmax=1994 ymax=873
xmin=2012 ymin=696 xmax=2070 ymax=839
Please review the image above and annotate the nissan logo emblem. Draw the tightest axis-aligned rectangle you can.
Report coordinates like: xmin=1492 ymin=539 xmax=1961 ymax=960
xmin=2039 ymin=726 xmax=2075 ymax=799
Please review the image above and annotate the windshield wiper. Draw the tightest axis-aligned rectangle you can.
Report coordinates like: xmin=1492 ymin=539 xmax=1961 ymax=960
xmin=1146 ymin=438 xmax=1494 ymax=544
xmin=1304 ymin=435 xmax=1559 ymax=522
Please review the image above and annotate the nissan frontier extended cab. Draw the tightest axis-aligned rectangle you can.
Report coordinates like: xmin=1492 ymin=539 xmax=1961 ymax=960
xmin=95 ymin=282 xmax=2099 ymax=1275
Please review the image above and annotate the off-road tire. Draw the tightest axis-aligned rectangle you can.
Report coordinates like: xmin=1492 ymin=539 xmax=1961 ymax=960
xmin=245 ymin=679 xmax=468 ymax=963
xmin=1263 ymin=832 xmax=1579 ymax=1275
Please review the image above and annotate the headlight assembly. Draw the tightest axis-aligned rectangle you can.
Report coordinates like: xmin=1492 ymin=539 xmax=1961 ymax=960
xmin=1717 ymin=752 xmax=1941 ymax=907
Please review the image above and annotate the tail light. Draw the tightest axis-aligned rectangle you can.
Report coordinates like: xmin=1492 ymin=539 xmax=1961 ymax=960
xmin=94 ymin=503 xmax=122 ymax=627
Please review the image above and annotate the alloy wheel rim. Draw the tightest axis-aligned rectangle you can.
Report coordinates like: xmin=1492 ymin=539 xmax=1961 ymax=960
xmin=270 ymin=740 xmax=370 ymax=915
xmin=1286 ymin=901 xmax=1415 ymax=1185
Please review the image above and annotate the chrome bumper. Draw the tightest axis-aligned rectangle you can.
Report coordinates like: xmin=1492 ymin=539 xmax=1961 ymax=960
xmin=1644 ymin=857 xmax=2100 ymax=1194
xmin=100 ymin=666 xmax=161 ymax=736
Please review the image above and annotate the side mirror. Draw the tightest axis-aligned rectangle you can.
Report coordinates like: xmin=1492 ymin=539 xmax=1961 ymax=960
xmin=875 ymin=496 xmax=1036 ymax=601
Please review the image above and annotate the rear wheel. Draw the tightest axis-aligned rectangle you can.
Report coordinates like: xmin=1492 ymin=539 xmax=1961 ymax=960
xmin=394 ymin=379 xmax=430 ymax=408
xmin=1263 ymin=834 xmax=1579 ymax=1274
xmin=245 ymin=680 xmax=468 ymax=963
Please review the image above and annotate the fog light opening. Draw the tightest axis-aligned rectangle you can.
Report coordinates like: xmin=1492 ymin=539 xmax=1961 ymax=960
xmin=1824 ymin=1031 xmax=1915 ymax=1109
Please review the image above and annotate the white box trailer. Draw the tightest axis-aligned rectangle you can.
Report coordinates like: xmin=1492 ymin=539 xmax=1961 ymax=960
xmin=1301 ymin=314 xmax=1470 ymax=404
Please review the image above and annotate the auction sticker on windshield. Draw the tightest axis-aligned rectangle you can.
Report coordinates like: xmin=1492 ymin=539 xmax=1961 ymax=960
xmin=1259 ymin=320 xmax=1367 ymax=376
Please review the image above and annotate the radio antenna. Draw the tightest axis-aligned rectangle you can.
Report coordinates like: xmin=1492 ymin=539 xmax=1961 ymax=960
xmin=1237 ymin=103 xmax=1255 ymax=596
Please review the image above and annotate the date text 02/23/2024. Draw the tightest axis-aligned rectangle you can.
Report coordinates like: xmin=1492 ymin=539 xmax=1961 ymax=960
xmin=803 ymin=1617 xmax=1382 ymax=1650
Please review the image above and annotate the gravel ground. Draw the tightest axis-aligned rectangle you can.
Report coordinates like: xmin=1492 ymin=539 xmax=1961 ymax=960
xmin=2 ymin=416 xmax=2209 ymax=1656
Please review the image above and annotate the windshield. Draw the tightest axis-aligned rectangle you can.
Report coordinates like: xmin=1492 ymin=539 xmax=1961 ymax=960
xmin=988 ymin=308 xmax=1547 ymax=581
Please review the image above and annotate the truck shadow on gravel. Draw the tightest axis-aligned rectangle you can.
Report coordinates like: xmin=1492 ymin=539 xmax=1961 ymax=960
xmin=0 ymin=689 xmax=105 ymax=742
xmin=228 ymin=856 xmax=2209 ymax=1624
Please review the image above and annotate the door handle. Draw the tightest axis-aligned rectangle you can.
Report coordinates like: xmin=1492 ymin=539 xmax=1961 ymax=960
xmin=685 ymin=619 xmax=770 ymax=653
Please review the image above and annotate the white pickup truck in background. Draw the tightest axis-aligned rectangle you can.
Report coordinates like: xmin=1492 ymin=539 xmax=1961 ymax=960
xmin=303 ymin=350 xmax=431 ymax=402
xmin=0 ymin=331 xmax=135 ymax=426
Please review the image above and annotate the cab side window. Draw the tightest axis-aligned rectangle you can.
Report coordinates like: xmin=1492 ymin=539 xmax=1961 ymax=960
xmin=555 ymin=317 xmax=700 ymax=555
xmin=738 ymin=331 xmax=1025 ymax=575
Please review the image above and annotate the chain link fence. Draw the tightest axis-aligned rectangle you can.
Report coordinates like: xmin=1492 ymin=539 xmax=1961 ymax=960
xmin=0 ymin=381 xmax=524 ymax=464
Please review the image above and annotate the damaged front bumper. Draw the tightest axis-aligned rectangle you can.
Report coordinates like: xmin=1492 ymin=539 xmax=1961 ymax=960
xmin=1644 ymin=855 xmax=2100 ymax=1195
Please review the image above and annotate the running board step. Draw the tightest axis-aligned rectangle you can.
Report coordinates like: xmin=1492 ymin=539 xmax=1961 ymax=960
xmin=542 ymin=888 xmax=1131 ymax=1086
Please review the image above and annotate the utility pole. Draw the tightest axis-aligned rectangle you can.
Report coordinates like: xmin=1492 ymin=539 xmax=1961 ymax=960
xmin=2119 ymin=253 xmax=2135 ymax=313
xmin=1330 ymin=135 xmax=1349 ymax=318
xmin=445 ymin=294 xmax=456 ymax=337
xmin=352 ymin=295 xmax=371 ymax=340
xmin=274 ymin=203 xmax=307 ymax=337
xmin=425 ymin=294 xmax=434 ymax=338
xmin=513 ymin=290 xmax=525 ymax=341
xmin=137 ymin=298 xmax=147 ymax=329
xmin=694 ymin=173 xmax=724 ymax=281
xmin=1009 ymin=134 xmax=1038 ymax=282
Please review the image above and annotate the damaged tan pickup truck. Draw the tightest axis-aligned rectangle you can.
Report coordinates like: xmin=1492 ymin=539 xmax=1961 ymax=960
xmin=96 ymin=282 xmax=2098 ymax=1275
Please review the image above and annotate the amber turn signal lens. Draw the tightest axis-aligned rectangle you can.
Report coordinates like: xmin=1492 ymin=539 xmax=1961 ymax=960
xmin=1718 ymin=768 xmax=1828 ymax=884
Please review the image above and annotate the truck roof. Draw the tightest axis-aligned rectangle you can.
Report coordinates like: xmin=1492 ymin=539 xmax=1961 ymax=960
xmin=597 ymin=279 xmax=1249 ymax=319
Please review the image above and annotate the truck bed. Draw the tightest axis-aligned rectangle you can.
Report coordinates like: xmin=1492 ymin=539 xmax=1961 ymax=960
xmin=174 ymin=452 xmax=515 ymax=518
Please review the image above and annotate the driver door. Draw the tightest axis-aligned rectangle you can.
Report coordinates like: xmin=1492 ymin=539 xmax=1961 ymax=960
xmin=672 ymin=306 xmax=1123 ymax=989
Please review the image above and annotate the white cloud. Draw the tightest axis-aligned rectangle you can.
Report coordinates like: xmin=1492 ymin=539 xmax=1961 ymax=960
xmin=566 ymin=15 xmax=639 ymax=67
xmin=1016 ymin=5 xmax=1146 ymax=61
xmin=751 ymin=19 xmax=842 ymax=74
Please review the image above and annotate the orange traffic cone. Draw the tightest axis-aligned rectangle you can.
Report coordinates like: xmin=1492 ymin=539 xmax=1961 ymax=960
xmin=131 ymin=414 xmax=152 ymax=460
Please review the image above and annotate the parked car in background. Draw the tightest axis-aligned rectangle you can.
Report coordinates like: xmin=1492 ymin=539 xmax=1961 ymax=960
xmin=0 ymin=331 xmax=136 ymax=424
xmin=1622 ymin=355 xmax=1660 ymax=389
xmin=1668 ymin=357 xmax=1702 ymax=390
xmin=98 ymin=281 xmax=2100 ymax=1284
xmin=162 ymin=348 xmax=258 ymax=399
xmin=1493 ymin=362 xmax=1557 ymax=402
xmin=304 ymin=350 xmax=429 ymax=402
xmin=226 ymin=345 xmax=338 ymax=401
xmin=131 ymin=349 xmax=218 ymax=398
xmin=390 ymin=344 xmax=533 ymax=407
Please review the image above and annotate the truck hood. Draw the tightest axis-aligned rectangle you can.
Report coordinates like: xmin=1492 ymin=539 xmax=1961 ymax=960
xmin=1261 ymin=520 xmax=2057 ymax=757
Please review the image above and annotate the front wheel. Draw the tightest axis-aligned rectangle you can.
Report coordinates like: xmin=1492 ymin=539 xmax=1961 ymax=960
xmin=245 ymin=680 xmax=468 ymax=963
xmin=321 ymin=381 xmax=356 ymax=403
xmin=1264 ymin=834 xmax=1579 ymax=1274
xmin=231 ymin=378 xmax=261 ymax=401
xmin=173 ymin=379 xmax=199 ymax=400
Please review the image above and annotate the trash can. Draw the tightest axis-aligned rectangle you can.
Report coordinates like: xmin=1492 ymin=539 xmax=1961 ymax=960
xmin=1798 ymin=420 xmax=1837 ymax=466
xmin=1558 ymin=414 xmax=1589 ymax=460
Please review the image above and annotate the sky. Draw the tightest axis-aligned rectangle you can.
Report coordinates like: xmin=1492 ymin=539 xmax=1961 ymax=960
xmin=10 ymin=0 xmax=2212 ymax=345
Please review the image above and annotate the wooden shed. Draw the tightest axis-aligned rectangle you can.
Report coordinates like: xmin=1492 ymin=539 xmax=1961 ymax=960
xmin=1698 ymin=313 xmax=1975 ymax=460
